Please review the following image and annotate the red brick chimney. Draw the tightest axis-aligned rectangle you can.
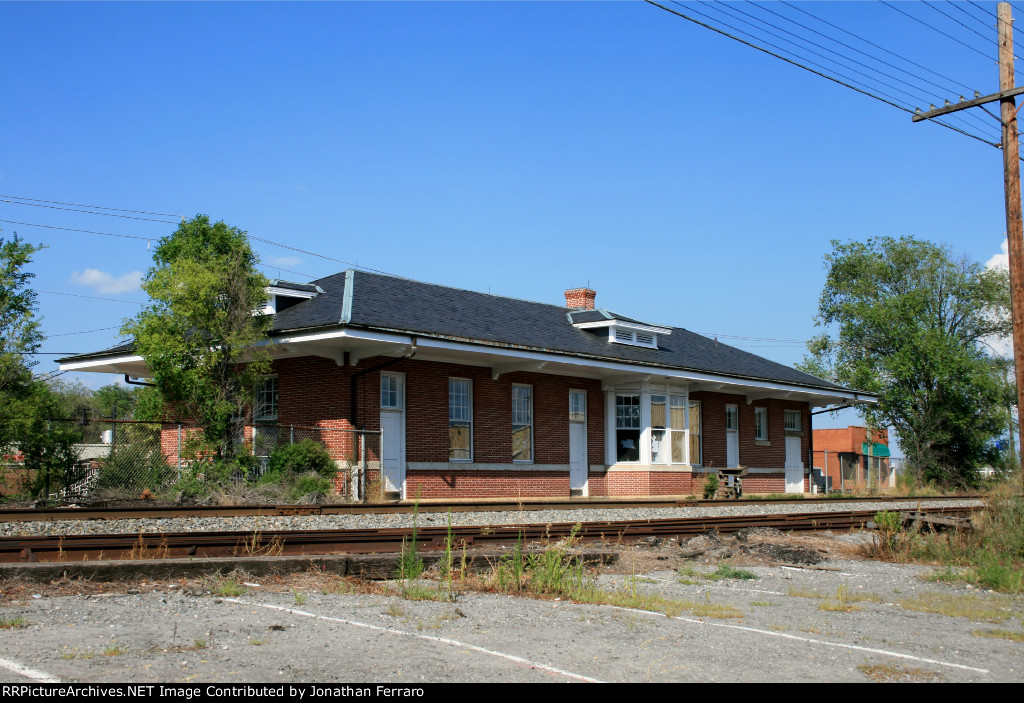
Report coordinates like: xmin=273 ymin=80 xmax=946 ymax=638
xmin=564 ymin=287 xmax=597 ymax=310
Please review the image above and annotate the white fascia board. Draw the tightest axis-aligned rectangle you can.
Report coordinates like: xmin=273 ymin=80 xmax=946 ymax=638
xmin=59 ymin=355 xmax=146 ymax=372
xmin=266 ymin=286 xmax=317 ymax=299
xmin=322 ymin=330 xmax=875 ymax=404
xmin=573 ymin=320 xmax=672 ymax=335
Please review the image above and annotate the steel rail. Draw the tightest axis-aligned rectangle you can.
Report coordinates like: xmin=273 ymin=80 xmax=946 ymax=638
xmin=0 ymin=494 xmax=985 ymax=523
xmin=0 ymin=506 xmax=978 ymax=564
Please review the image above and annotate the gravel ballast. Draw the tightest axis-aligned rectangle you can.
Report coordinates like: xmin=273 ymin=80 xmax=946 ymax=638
xmin=0 ymin=498 xmax=984 ymax=537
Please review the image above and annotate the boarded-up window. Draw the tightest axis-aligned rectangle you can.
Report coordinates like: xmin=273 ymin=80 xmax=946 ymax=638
xmin=689 ymin=402 xmax=702 ymax=466
xmin=671 ymin=395 xmax=687 ymax=463
xmin=512 ymin=385 xmax=532 ymax=461
xmin=449 ymin=379 xmax=472 ymax=460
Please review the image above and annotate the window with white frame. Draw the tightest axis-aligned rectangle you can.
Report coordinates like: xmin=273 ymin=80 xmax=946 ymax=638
xmin=650 ymin=394 xmax=667 ymax=463
xmin=670 ymin=395 xmax=688 ymax=464
xmin=569 ymin=391 xmax=586 ymax=422
xmin=512 ymin=385 xmax=533 ymax=461
xmin=615 ymin=394 xmax=641 ymax=462
xmin=754 ymin=407 xmax=768 ymax=440
xmin=784 ymin=409 xmax=801 ymax=432
xmin=380 ymin=373 xmax=402 ymax=409
xmin=449 ymin=379 xmax=472 ymax=461
xmin=688 ymin=401 xmax=702 ymax=466
xmin=253 ymin=376 xmax=279 ymax=459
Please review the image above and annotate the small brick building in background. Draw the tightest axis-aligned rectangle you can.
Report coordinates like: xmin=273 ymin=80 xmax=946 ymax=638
xmin=812 ymin=426 xmax=893 ymax=492
xmin=62 ymin=271 xmax=874 ymax=500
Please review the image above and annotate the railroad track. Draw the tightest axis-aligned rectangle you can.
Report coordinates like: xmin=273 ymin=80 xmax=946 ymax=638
xmin=0 ymin=494 xmax=983 ymax=522
xmin=0 ymin=505 xmax=979 ymax=564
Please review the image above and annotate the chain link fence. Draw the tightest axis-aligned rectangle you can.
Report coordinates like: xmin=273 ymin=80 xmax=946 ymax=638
xmin=0 ymin=420 xmax=380 ymax=503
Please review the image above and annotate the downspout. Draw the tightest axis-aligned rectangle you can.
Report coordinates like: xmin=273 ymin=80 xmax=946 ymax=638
xmin=349 ymin=337 xmax=418 ymax=429
xmin=349 ymin=338 xmax=417 ymax=503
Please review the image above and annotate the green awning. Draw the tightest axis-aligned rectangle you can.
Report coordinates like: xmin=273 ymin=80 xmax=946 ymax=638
xmin=861 ymin=442 xmax=890 ymax=457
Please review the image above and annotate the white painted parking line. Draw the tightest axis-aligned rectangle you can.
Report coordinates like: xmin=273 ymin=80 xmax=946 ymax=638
xmin=0 ymin=657 xmax=62 ymax=683
xmin=224 ymin=599 xmax=605 ymax=683
xmin=613 ymin=607 xmax=990 ymax=675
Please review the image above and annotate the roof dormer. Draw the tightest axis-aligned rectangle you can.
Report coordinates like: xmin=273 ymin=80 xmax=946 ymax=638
xmin=262 ymin=280 xmax=323 ymax=315
xmin=568 ymin=309 xmax=671 ymax=349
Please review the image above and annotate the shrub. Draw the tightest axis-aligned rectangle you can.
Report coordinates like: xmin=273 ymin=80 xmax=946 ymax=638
xmin=703 ymin=472 xmax=719 ymax=499
xmin=267 ymin=439 xmax=335 ymax=478
xmin=287 ymin=473 xmax=333 ymax=502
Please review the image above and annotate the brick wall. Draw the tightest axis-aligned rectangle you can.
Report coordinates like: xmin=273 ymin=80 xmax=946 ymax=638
xmin=690 ymin=391 xmax=811 ymax=470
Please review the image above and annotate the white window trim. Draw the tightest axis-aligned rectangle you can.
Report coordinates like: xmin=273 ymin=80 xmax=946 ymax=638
xmin=512 ymin=384 xmax=534 ymax=463
xmin=606 ymin=383 xmax=695 ymax=467
xmin=381 ymin=372 xmax=404 ymax=410
xmin=449 ymin=378 xmax=473 ymax=462
xmin=754 ymin=407 xmax=768 ymax=441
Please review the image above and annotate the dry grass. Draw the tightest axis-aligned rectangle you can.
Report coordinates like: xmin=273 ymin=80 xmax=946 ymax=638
xmin=858 ymin=662 xmax=941 ymax=682
xmin=896 ymin=591 xmax=1019 ymax=623
xmin=123 ymin=533 xmax=169 ymax=560
xmin=971 ymin=628 xmax=1024 ymax=642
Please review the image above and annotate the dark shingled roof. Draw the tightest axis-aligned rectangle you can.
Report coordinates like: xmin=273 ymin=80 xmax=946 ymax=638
xmin=269 ymin=270 xmax=845 ymax=392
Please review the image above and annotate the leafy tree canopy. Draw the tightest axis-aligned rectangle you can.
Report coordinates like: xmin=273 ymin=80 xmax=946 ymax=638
xmin=122 ymin=215 xmax=271 ymax=460
xmin=0 ymin=234 xmax=43 ymax=399
xmin=800 ymin=236 xmax=1012 ymax=488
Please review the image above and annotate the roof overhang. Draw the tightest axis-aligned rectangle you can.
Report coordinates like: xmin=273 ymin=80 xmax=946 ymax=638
xmin=60 ymin=326 xmax=875 ymax=407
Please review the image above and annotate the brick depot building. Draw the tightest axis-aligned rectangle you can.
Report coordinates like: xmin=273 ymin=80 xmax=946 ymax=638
xmin=61 ymin=271 xmax=874 ymax=499
xmin=812 ymin=426 xmax=893 ymax=492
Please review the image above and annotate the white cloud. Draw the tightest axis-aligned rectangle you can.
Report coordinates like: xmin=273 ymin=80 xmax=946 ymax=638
xmin=986 ymin=237 xmax=1008 ymax=271
xmin=70 ymin=268 xmax=143 ymax=295
xmin=983 ymin=237 xmax=1013 ymax=358
xmin=268 ymin=256 xmax=303 ymax=268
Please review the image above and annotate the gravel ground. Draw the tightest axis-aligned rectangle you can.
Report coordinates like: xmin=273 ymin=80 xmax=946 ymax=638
xmin=0 ymin=525 xmax=1021 ymax=683
xmin=0 ymin=498 xmax=984 ymax=537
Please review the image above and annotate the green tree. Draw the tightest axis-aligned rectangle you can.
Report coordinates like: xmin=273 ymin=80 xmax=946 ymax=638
xmin=122 ymin=215 xmax=271 ymax=462
xmin=801 ymin=236 xmax=1011 ymax=488
xmin=0 ymin=234 xmax=44 ymax=449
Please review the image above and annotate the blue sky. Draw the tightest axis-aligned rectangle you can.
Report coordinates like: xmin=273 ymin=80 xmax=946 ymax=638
xmin=1 ymin=1 xmax=1016 ymax=449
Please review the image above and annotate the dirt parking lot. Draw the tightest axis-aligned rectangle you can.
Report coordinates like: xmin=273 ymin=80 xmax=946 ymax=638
xmin=0 ymin=529 xmax=1021 ymax=683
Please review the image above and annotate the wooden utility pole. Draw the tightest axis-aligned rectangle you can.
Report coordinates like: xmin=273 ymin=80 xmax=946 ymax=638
xmin=998 ymin=2 xmax=1024 ymax=487
xmin=914 ymin=2 xmax=1024 ymax=486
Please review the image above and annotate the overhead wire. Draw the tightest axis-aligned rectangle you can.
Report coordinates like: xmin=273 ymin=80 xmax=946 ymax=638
xmin=0 ymin=194 xmax=184 ymax=219
xmin=705 ymin=0 xmax=999 ymax=139
xmin=0 ymin=198 xmax=180 ymax=224
xmin=37 ymin=290 xmax=144 ymax=305
xmin=880 ymin=0 xmax=998 ymax=62
xmin=923 ymin=1 xmax=1002 ymax=50
xmin=780 ymin=0 xmax=986 ymax=94
xmin=647 ymin=2 xmax=999 ymax=148
xmin=748 ymin=0 xmax=998 ymax=136
xmin=947 ymin=0 xmax=1001 ymax=31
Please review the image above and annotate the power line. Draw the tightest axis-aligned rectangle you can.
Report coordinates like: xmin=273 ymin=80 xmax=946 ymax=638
xmin=748 ymin=1 xmax=997 ymax=136
xmin=646 ymin=1 xmax=1000 ymax=147
xmin=0 ymin=219 xmax=152 ymax=241
xmin=703 ymin=1 xmax=999 ymax=140
xmin=781 ymin=0 xmax=985 ymax=94
xmin=880 ymin=0 xmax=996 ymax=62
xmin=46 ymin=326 xmax=122 ymax=337
xmin=2 ymin=216 xmax=369 ymax=282
xmin=718 ymin=1 xmax=954 ymax=107
xmin=947 ymin=0 xmax=1000 ymax=31
xmin=37 ymin=290 xmax=144 ymax=305
xmin=0 ymin=199 xmax=179 ymax=224
xmin=0 ymin=195 xmax=184 ymax=219
xmin=968 ymin=1 xmax=999 ymax=20
xmin=923 ymin=1 xmax=1001 ymax=50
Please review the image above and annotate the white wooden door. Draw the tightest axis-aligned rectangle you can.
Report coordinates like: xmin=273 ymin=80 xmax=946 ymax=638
xmin=380 ymin=373 xmax=405 ymax=498
xmin=725 ymin=405 xmax=739 ymax=468
xmin=784 ymin=435 xmax=803 ymax=494
xmin=569 ymin=391 xmax=588 ymax=496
